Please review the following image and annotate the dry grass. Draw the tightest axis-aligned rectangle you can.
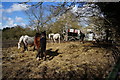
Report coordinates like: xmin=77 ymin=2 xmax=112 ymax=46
xmin=2 ymin=42 xmax=115 ymax=79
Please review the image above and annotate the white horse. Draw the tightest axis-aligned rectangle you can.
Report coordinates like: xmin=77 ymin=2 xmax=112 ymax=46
xmin=48 ymin=33 xmax=60 ymax=43
xmin=49 ymin=33 xmax=60 ymax=43
xmin=18 ymin=35 xmax=35 ymax=51
xmin=53 ymin=33 xmax=60 ymax=43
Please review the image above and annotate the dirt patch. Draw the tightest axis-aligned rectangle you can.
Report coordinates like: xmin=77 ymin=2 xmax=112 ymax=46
xmin=2 ymin=42 xmax=116 ymax=79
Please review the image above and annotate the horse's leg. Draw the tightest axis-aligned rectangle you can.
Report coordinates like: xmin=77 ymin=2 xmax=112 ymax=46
xmin=36 ymin=49 xmax=41 ymax=60
xmin=41 ymin=49 xmax=44 ymax=60
xmin=55 ymin=39 xmax=56 ymax=43
xmin=33 ymin=45 xmax=36 ymax=51
xmin=25 ymin=46 xmax=28 ymax=51
xmin=24 ymin=43 xmax=28 ymax=51
xmin=52 ymin=38 xmax=54 ymax=43
xmin=22 ymin=42 xmax=26 ymax=52
xmin=53 ymin=39 xmax=55 ymax=43
xmin=43 ymin=51 xmax=46 ymax=61
xmin=18 ymin=42 xmax=20 ymax=49
xmin=51 ymin=37 xmax=53 ymax=43
xmin=26 ymin=46 xmax=28 ymax=51
xmin=59 ymin=37 xmax=60 ymax=43
xmin=81 ymin=37 xmax=84 ymax=44
xmin=25 ymin=42 xmax=28 ymax=51
xmin=51 ymin=37 xmax=54 ymax=43
xmin=23 ymin=39 xmax=28 ymax=51
xmin=54 ymin=39 xmax=56 ymax=43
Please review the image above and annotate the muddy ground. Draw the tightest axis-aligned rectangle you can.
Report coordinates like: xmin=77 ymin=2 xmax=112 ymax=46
xmin=2 ymin=41 xmax=119 ymax=79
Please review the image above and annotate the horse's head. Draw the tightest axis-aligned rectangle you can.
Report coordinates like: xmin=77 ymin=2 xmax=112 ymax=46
xmin=35 ymin=33 xmax=41 ymax=37
xmin=18 ymin=42 xmax=20 ymax=49
xmin=41 ymin=31 xmax=46 ymax=38
xmin=18 ymin=36 xmax=24 ymax=49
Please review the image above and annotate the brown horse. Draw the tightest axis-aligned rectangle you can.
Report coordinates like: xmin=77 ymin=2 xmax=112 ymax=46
xmin=34 ymin=33 xmax=41 ymax=50
xmin=34 ymin=31 xmax=46 ymax=60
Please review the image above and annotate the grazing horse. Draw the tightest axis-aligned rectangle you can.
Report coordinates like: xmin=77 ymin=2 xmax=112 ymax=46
xmin=53 ymin=33 xmax=60 ymax=43
xmin=18 ymin=35 xmax=35 ymax=52
xmin=35 ymin=31 xmax=47 ymax=60
xmin=48 ymin=33 xmax=60 ymax=43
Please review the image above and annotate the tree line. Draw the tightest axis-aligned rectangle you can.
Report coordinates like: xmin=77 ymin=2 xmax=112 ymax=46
xmin=2 ymin=26 xmax=36 ymax=40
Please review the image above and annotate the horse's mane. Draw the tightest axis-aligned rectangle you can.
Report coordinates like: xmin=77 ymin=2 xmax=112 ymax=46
xmin=19 ymin=36 xmax=24 ymax=42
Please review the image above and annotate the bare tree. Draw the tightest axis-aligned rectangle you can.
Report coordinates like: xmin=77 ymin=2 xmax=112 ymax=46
xmin=24 ymin=2 xmax=43 ymax=32
xmin=23 ymin=2 xmax=68 ymax=32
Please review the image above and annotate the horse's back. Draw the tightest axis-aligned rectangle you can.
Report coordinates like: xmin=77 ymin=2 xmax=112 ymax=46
xmin=25 ymin=35 xmax=29 ymax=37
xmin=54 ymin=33 xmax=60 ymax=39
xmin=53 ymin=33 xmax=60 ymax=37
xmin=27 ymin=37 xmax=35 ymax=44
xmin=55 ymin=33 xmax=60 ymax=35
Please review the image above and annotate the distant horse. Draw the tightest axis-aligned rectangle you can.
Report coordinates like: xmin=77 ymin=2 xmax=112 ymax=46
xmin=35 ymin=31 xmax=47 ymax=60
xmin=48 ymin=33 xmax=54 ymax=41
xmin=80 ymin=31 xmax=85 ymax=41
xmin=18 ymin=35 xmax=35 ymax=52
xmin=79 ymin=31 xmax=85 ymax=43
xmin=53 ymin=33 xmax=60 ymax=43
xmin=48 ymin=33 xmax=60 ymax=43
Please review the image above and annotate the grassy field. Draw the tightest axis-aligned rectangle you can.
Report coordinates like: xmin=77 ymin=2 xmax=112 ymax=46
xmin=2 ymin=41 xmax=118 ymax=79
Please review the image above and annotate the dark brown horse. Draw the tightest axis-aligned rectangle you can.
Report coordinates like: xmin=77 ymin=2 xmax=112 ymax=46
xmin=34 ymin=31 xmax=46 ymax=60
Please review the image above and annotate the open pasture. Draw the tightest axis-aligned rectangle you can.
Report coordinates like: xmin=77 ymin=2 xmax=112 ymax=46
xmin=2 ymin=41 xmax=117 ymax=79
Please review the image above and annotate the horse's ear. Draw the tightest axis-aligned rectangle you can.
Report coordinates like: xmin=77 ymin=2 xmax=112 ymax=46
xmin=35 ymin=33 xmax=41 ymax=37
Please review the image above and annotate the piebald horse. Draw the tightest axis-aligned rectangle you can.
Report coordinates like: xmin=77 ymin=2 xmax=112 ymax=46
xmin=18 ymin=35 xmax=35 ymax=52
xmin=48 ymin=33 xmax=60 ymax=43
